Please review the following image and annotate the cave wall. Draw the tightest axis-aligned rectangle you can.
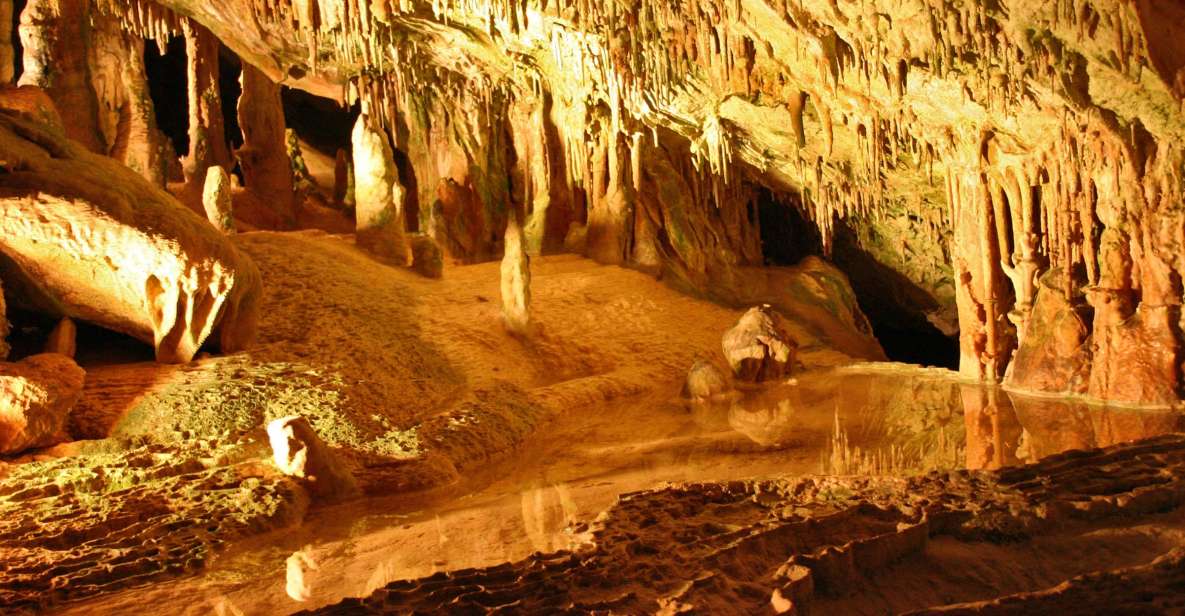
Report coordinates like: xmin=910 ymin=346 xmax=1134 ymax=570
xmin=18 ymin=0 xmax=171 ymax=185
xmin=11 ymin=0 xmax=1185 ymax=403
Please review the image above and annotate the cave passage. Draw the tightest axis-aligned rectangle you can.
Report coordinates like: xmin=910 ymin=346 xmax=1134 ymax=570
xmin=144 ymin=36 xmax=187 ymax=157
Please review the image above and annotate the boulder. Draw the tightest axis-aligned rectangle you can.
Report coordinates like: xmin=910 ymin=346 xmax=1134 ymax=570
xmin=723 ymin=305 xmax=798 ymax=382
xmin=267 ymin=415 xmax=359 ymax=501
xmin=0 ymin=109 xmax=261 ymax=363
xmin=410 ymin=233 xmax=443 ymax=279
xmin=202 ymin=166 xmax=235 ymax=232
xmin=0 ymin=353 xmax=85 ymax=454
xmin=683 ymin=359 xmax=730 ymax=400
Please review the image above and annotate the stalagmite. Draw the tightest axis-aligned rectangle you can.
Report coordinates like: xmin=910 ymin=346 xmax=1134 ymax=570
xmin=202 ymin=166 xmax=235 ymax=233
xmin=237 ymin=64 xmax=296 ymax=226
xmin=44 ymin=317 xmax=76 ymax=358
xmin=183 ymin=20 xmax=232 ymax=189
xmin=500 ymin=218 xmax=531 ymax=335
xmin=351 ymin=114 xmax=409 ymax=265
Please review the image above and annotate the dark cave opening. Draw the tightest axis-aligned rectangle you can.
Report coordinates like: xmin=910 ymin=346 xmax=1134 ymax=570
xmin=282 ymin=88 xmax=357 ymax=154
xmin=10 ymin=0 xmax=25 ymax=80
xmin=757 ymin=190 xmax=958 ymax=369
xmin=6 ymin=310 xmax=154 ymax=367
xmin=143 ymin=39 xmax=244 ymax=164
xmin=218 ymin=49 xmax=243 ymax=154
xmin=144 ymin=36 xmax=188 ymax=157
xmin=756 ymin=189 xmax=822 ymax=266
xmin=832 ymin=226 xmax=960 ymax=370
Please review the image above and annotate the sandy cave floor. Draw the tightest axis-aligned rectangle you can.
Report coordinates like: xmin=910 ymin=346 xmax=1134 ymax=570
xmin=4 ymin=230 xmax=1185 ymax=615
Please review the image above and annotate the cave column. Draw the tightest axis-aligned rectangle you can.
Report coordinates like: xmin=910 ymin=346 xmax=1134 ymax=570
xmin=236 ymin=63 xmax=296 ymax=226
xmin=950 ymin=167 xmax=1013 ymax=383
xmin=183 ymin=19 xmax=231 ymax=189
xmin=1 ymin=0 xmax=13 ymax=83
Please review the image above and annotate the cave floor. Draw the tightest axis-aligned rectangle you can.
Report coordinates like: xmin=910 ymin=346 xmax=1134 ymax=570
xmin=52 ymin=366 xmax=1185 ymax=615
xmin=5 ymin=231 xmax=1185 ymax=615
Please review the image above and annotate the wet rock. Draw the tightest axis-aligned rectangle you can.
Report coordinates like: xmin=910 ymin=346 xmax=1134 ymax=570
xmin=0 ymin=110 xmax=261 ymax=363
xmin=1005 ymin=273 xmax=1090 ymax=395
xmin=267 ymin=415 xmax=359 ymax=502
xmin=43 ymin=317 xmax=75 ymax=358
xmin=202 ymin=166 xmax=235 ymax=232
xmin=0 ymin=353 xmax=84 ymax=454
xmin=410 ymin=234 xmax=443 ymax=279
xmin=501 ymin=219 xmax=531 ymax=334
xmin=683 ymin=360 xmax=730 ymax=400
xmin=352 ymin=114 xmax=409 ymax=265
xmin=723 ymin=306 xmax=798 ymax=382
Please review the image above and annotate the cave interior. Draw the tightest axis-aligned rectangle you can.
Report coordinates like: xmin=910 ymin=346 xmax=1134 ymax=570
xmin=1 ymin=0 xmax=1185 ymax=613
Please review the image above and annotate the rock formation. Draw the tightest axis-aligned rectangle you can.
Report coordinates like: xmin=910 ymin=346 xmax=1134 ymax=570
xmin=683 ymin=359 xmax=730 ymax=401
xmin=0 ymin=108 xmax=261 ymax=363
xmin=500 ymin=218 xmax=531 ymax=334
xmin=182 ymin=19 xmax=231 ymax=189
xmin=267 ymin=415 xmax=359 ymax=502
xmin=0 ymin=353 xmax=85 ymax=454
xmin=202 ymin=166 xmax=235 ymax=232
xmin=44 ymin=317 xmax=77 ymax=358
xmin=237 ymin=63 xmax=296 ymax=226
xmin=352 ymin=114 xmax=409 ymax=264
xmin=410 ymin=234 xmax=443 ymax=279
xmin=18 ymin=0 xmax=170 ymax=185
xmin=723 ymin=305 xmax=798 ymax=382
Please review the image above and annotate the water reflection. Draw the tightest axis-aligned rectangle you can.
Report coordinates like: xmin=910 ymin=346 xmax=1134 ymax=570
xmin=719 ymin=365 xmax=1185 ymax=473
xmin=285 ymin=549 xmax=318 ymax=602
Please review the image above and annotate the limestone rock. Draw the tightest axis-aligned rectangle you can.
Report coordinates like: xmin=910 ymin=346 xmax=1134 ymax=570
xmin=1005 ymin=274 xmax=1090 ymax=396
xmin=410 ymin=234 xmax=443 ymax=279
xmin=267 ymin=415 xmax=359 ymax=501
xmin=0 ymin=85 xmax=61 ymax=132
xmin=183 ymin=20 xmax=231 ymax=189
xmin=44 ymin=317 xmax=75 ymax=358
xmin=236 ymin=64 xmax=295 ymax=226
xmin=501 ymin=220 xmax=531 ymax=334
xmin=683 ymin=360 xmax=730 ymax=400
xmin=202 ymin=166 xmax=235 ymax=232
xmin=352 ymin=115 xmax=408 ymax=264
xmin=0 ymin=353 xmax=84 ymax=454
xmin=0 ymin=110 xmax=261 ymax=363
xmin=723 ymin=306 xmax=798 ymax=383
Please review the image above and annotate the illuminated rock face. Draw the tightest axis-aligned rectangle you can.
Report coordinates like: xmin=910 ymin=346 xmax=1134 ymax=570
xmin=18 ymin=0 xmax=169 ymax=185
xmin=500 ymin=219 xmax=531 ymax=334
xmin=0 ymin=110 xmax=261 ymax=363
xmin=0 ymin=354 xmax=85 ymax=455
xmin=352 ymin=114 xmax=410 ymax=265
xmin=267 ymin=415 xmax=359 ymax=502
